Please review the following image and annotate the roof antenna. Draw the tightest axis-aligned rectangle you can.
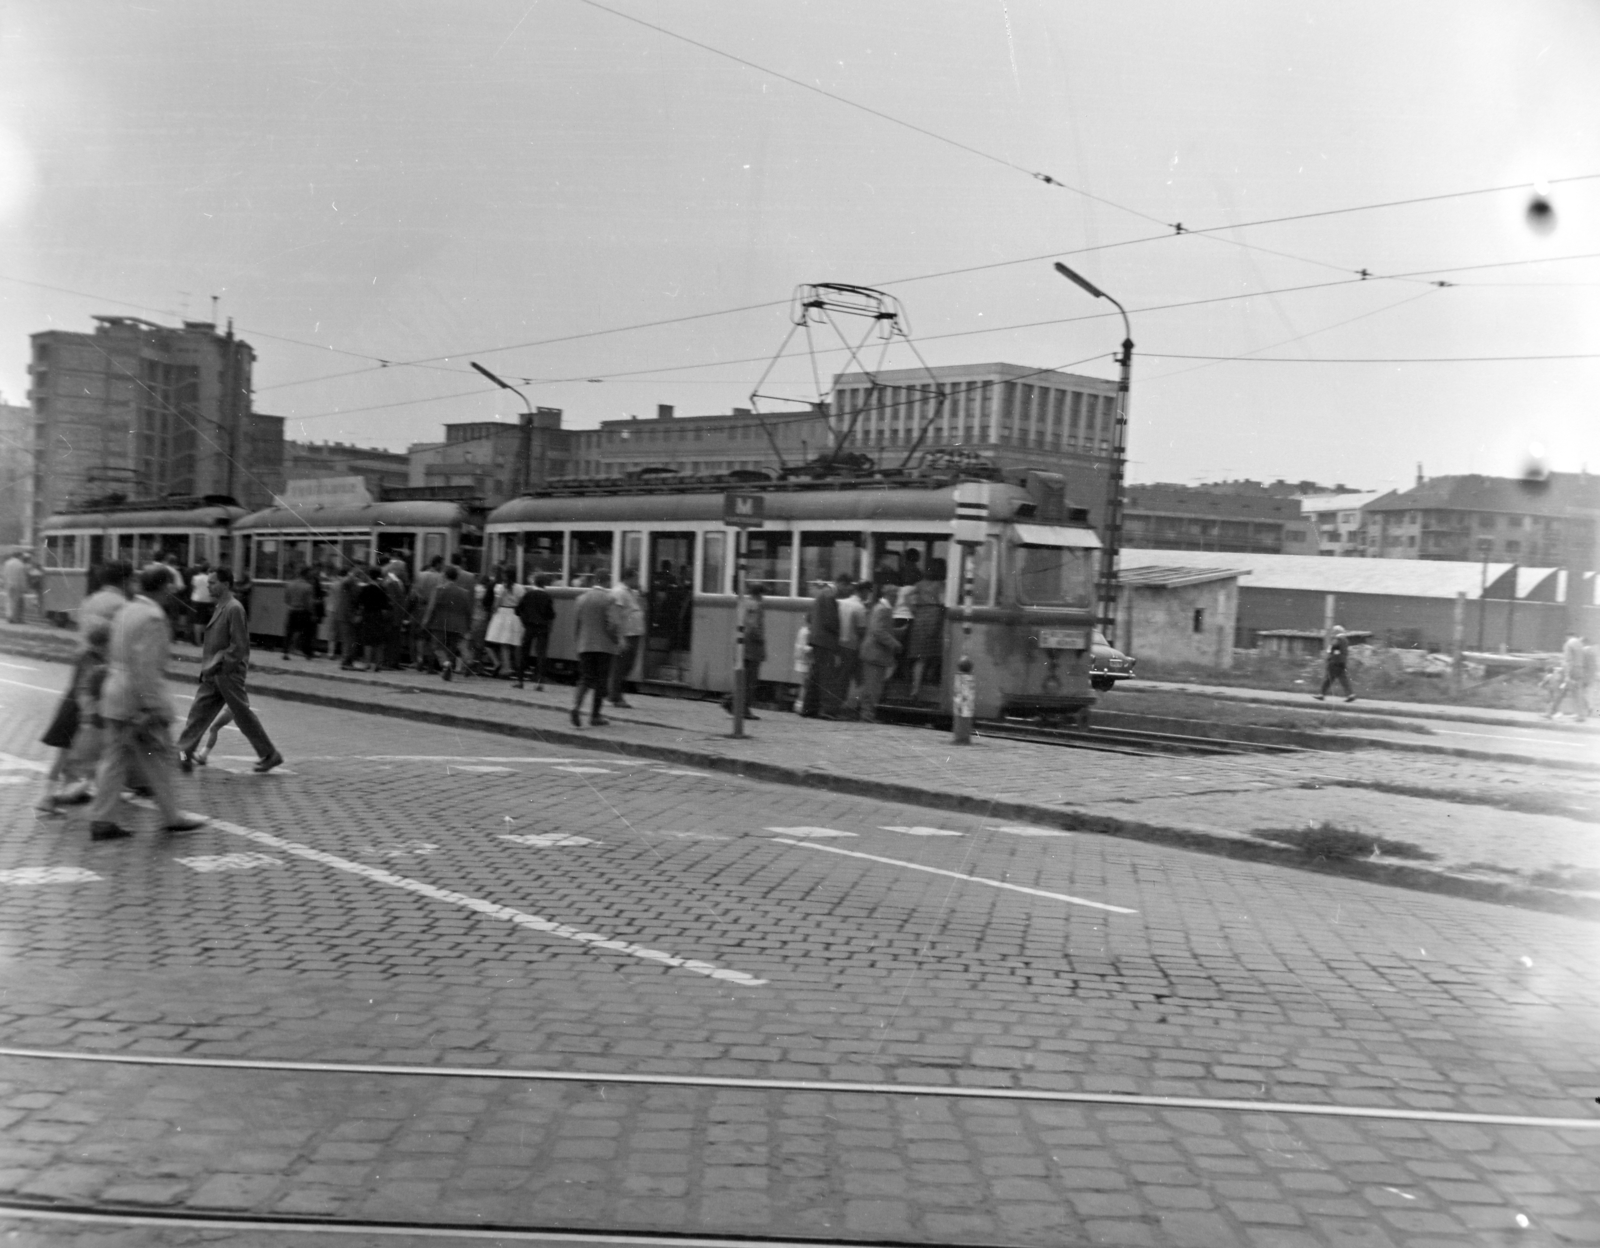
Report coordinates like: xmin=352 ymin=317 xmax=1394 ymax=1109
xmin=1415 ymin=462 xmax=1424 ymax=487
xmin=211 ymin=294 xmax=220 ymax=323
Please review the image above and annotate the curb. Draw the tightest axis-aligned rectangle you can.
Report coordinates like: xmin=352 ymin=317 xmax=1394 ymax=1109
xmin=4 ymin=634 xmax=1596 ymax=920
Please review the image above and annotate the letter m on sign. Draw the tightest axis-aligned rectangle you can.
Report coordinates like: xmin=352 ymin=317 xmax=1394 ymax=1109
xmin=723 ymin=492 xmax=766 ymax=528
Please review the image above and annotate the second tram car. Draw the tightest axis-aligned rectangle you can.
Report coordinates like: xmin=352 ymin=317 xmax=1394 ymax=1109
xmin=232 ymin=500 xmax=483 ymax=638
xmin=485 ymin=469 xmax=1102 ymax=719
xmin=36 ymin=496 xmax=246 ymax=626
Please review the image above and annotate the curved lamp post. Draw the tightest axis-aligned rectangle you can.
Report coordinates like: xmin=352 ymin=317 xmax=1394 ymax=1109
xmin=1053 ymin=262 xmax=1132 ymax=646
xmin=470 ymin=362 xmax=536 ymax=496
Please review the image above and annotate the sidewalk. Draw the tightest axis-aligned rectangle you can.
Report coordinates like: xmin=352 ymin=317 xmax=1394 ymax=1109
xmin=6 ymin=621 xmax=1595 ymax=917
xmin=1123 ymin=674 xmax=1600 ymax=734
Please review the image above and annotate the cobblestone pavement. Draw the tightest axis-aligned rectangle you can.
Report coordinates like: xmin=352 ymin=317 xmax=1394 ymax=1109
xmin=2 ymin=677 xmax=1599 ymax=1246
xmin=8 ymin=645 xmax=1587 ymax=902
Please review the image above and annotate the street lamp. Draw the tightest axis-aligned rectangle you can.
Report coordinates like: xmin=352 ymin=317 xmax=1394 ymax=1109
xmin=1053 ymin=261 xmax=1133 ymax=645
xmin=470 ymin=362 xmax=536 ymax=495
xmin=1476 ymin=536 xmax=1493 ymax=652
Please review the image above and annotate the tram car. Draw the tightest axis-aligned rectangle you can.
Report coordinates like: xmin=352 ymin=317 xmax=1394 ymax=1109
xmin=231 ymin=498 xmax=484 ymax=639
xmin=36 ymin=495 xmax=246 ymax=626
xmin=485 ymin=467 xmax=1102 ymax=719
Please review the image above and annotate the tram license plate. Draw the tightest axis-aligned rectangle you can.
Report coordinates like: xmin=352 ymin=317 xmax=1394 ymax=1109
xmin=1038 ymin=628 xmax=1088 ymax=651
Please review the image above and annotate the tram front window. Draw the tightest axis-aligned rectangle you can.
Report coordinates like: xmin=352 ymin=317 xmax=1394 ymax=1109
xmin=745 ymin=532 xmax=793 ymax=597
xmin=523 ymin=533 xmax=563 ymax=583
xmin=1012 ymin=543 xmax=1093 ymax=607
xmin=568 ymin=531 xmax=613 ymax=586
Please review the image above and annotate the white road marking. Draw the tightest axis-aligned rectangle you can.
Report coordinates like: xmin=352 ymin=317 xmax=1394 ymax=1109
xmin=0 ymin=775 xmax=28 ymax=785
xmin=207 ymin=817 xmax=767 ymax=987
xmin=0 ymin=867 xmax=101 ymax=885
xmin=881 ymin=825 xmax=964 ymax=837
xmin=174 ymin=853 xmax=283 ymax=873
xmin=0 ymin=676 xmax=65 ymax=696
xmin=650 ymin=768 xmax=709 ymax=777
xmin=551 ymin=765 xmax=615 ymax=775
xmin=0 ymin=752 xmax=49 ymax=774
xmin=772 ymin=839 xmax=1137 ymax=914
xmin=649 ymin=830 xmax=731 ymax=841
xmin=988 ymin=824 xmax=1073 ymax=837
xmin=445 ymin=764 xmax=514 ymax=773
xmin=499 ymin=833 xmax=598 ymax=848
xmin=356 ymin=842 xmax=440 ymax=858
xmin=763 ymin=825 xmax=858 ymax=838
xmin=0 ymin=659 xmax=39 ymax=670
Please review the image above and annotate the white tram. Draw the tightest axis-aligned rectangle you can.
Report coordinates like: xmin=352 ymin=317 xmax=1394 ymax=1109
xmin=231 ymin=500 xmax=483 ymax=639
xmin=485 ymin=469 xmax=1102 ymax=718
xmin=36 ymin=497 xmax=246 ymax=626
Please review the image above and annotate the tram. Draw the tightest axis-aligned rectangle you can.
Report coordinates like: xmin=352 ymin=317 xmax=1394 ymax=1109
xmin=36 ymin=496 xmax=246 ymax=626
xmin=485 ymin=466 xmax=1102 ymax=719
xmin=231 ymin=498 xmax=484 ymax=638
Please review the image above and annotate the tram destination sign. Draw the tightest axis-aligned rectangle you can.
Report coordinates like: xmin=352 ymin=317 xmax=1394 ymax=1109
xmin=722 ymin=492 xmax=766 ymax=528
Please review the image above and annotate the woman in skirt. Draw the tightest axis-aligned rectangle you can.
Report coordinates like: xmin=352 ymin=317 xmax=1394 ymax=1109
xmin=484 ymin=567 xmax=525 ymax=677
xmin=905 ymin=557 xmax=947 ymax=702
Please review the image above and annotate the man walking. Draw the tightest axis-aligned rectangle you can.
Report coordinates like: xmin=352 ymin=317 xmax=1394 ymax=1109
xmin=857 ymin=583 xmax=902 ymax=722
xmin=609 ymin=567 xmax=645 ymax=708
xmin=87 ymin=567 xmax=208 ymax=841
xmin=514 ymin=573 xmax=556 ymax=689
xmin=1314 ymin=625 xmax=1355 ymax=702
xmin=572 ymin=570 xmax=619 ymax=728
xmin=177 ymin=568 xmax=283 ymax=773
xmin=1544 ymin=632 xmax=1591 ymax=722
xmin=421 ymin=564 xmax=474 ymax=680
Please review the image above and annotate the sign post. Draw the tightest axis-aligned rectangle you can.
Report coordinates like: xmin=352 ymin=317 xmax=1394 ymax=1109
xmin=722 ymin=493 xmax=766 ymax=738
xmin=950 ymin=483 xmax=987 ymax=745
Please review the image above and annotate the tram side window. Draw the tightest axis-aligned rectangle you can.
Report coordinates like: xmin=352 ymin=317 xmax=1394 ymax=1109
xmin=568 ymin=531 xmax=613 ymax=586
xmin=375 ymin=532 xmax=417 ymax=574
xmin=799 ymin=532 xmax=863 ymax=596
xmin=701 ymin=533 xmax=725 ymax=593
xmin=1011 ymin=543 xmax=1094 ymax=607
xmin=423 ymin=531 xmax=446 ymax=569
xmin=255 ymin=539 xmax=281 ymax=581
xmin=963 ymin=539 xmax=998 ymax=607
xmin=523 ymin=533 xmax=563 ymax=583
xmin=312 ymin=539 xmax=343 ymax=574
xmin=341 ymin=537 xmax=369 ymax=571
xmin=282 ymin=539 xmax=312 ymax=578
xmin=44 ymin=535 xmax=78 ymax=569
xmin=744 ymin=532 xmax=793 ymax=597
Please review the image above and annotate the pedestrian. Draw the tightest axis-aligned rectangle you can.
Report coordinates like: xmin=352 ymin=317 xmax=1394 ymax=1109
xmin=282 ymin=566 xmax=317 ymax=659
xmin=838 ymin=579 xmax=867 ymax=714
xmin=177 ymin=567 xmax=283 ymax=773
xmin=792 ymin=621 xmax=811 ymax=713
xmin=609 ymin=567 xmax=645 ymax=707
xmin=1315 ymin=625 xmax=1356 ymax=702
xmin=26 ymin=554 xmax=44 ymax=621
xmin=571 ymin=569 xmax=619 ymax=728
xmin=85 ymin=566 xmax=208 ymax=841
xmin=382 ymin=562 xmax=410 ymax=668
xmin=1543 ymin=633 xmax=1590 ymax=722
xmin=513 ymin=573 xmax=556 ymax=689
xmin=469 ymin=571 xmax=496 ymax=674
xmin=233 ymin=564 xmax=253 ymax=625
xmin=857 ymin=582 xmax=902 ymax=722
xmin=37 ymin=615 xmax=110 ymax=813
xmin=485 ymin=566 xmax=525 ymax=677
xmin=353 ymin=566 xmax=390 ymax=671
xmin=335 ymin=564 xmax=362 ymax=668
xmin=410 ymin=556 xmax=445 ymax=672
xmin=721 ymin=583 xmax=767 ymax=719
xmin=905 ymin=558 xmax=947 ymax=701
xmin=189 ymin=558 xmax=214 ymax=639
xmin=5 ymin=549 xmax=29 ymax=623
xmin=421 ymin=564 xmax=474 ymax=680
xmin=802 ymin=573 xmax=852 ymax=718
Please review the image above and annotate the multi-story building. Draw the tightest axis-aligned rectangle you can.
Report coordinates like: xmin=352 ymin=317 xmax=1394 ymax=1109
xmin=0 ymin=399 xmax=31 ymax=546
xmin=1362 ymin=473 xmax=1600 ymax=569
xmin=1121 ymin=484 xmax=1310 ymax=555
xmin=1298 ymin=491 xmax=1383 ymax=556
xmin=27 ymin=317 xmax=283 ymax=527
xmin=284 ymin=440 xmax=411 ymax=498
xmin=566 ymin=405 xmax=832 ymax=480
xmin=407 ymin=410 xmax=569 ymax=506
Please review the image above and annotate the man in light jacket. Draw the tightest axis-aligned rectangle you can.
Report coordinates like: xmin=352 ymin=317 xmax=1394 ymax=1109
xmin=572 ymin=570 xmax=620 ymax=728
xmin=177 ymin=567 xmax=283 ymax=774
xmin=857 ymin=583 xmax=902 ymax=723
xmin=87 ymin=567 xmax=208 ymax=841
xmin=609 ymin=567 xmax=646 ymax=708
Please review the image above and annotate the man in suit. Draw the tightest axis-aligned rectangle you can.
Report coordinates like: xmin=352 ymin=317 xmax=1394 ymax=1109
xmin=572 ymin=569 xmax=620 ymax=727
xmin=87 ymin=566 xmax=208 ymax=841
xmin=421 ymin=564 xmax=475 ymax=680
xmin=176 ymin=567 xmax=283 ymax=774
xmin=514 ymin=573 xmax=556 ymax=689
xmin=802 ymin=572 xmax=854 ymax=719
xmin=857 ymin=582 xmax=903 ymax=722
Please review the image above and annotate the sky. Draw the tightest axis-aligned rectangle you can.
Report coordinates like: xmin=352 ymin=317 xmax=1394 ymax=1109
xmin=0 ymin=0 xmax=1596 ymax=493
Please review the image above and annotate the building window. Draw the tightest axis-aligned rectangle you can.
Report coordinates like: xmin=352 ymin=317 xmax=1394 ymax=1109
xmin=1505 ymin=540 xmax=1521 ymax=555
xmin=1406 ymin=535 xmax=1416 ymax=547
xmin=1506 ymin=515 xmax=1523 ymax=529
xmin=1192 ymin=608 xmax=1205 ymax=633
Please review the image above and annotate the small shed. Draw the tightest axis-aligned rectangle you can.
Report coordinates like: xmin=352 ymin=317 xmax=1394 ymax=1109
xmin=1115 ymin=564 xmax=1247 ymax=669
xmin=1255 ymin=628 xmax=1373 ymax=659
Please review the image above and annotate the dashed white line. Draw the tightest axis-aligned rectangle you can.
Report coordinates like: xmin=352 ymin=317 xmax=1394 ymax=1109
xmin=207 ymin=817 xmax=768 ymax=987
xmin=772 ymin=838 xmax=1137 ymax=914
xmin=498 ymin=833 xmax=597 ymax=848
xmin=881 ymin=825 xmax=964 ymax=837
xmin=0 ymin=867 xmax=101 ymax=886
xmin=762 ymin=825 xmax=857 ymax=838
xmin=174 ymin=853 xmax=283 ymax=873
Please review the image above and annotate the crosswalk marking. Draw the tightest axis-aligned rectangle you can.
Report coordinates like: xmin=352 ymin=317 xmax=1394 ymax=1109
xmin=0 ymin=867 xmax=101 ymax=885
xmin=498 ymin=833 xmax=597 ymax=848
xmin=763 ymin=826 xmax=857 ymax=838
xmin=881 ymin=825 xmax=964 ymax=837
xmin=174 ymin=853 xmax=283 ymax=873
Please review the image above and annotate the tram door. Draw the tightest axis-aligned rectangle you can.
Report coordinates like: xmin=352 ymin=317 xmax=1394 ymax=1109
xmin=644 ymin=532 xmax=695 ymax=684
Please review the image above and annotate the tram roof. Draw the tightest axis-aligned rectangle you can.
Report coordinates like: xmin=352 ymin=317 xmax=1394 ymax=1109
xmin=41 ymin=505 xmax=245 ymax=532
xmin=489 ymin=481 xmax=1042 ymax=527
xmin=234 ymin=501 xmax=469 ymax=531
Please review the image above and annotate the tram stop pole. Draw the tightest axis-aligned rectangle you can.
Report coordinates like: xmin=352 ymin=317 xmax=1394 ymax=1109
xmin=950 ymin=484 xmax=988 ymax=746
xmin=723 ymin=492 xmax=765 ymax=739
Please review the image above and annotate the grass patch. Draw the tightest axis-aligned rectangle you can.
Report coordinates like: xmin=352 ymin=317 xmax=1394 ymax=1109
xmin=1252 ymin=821 xmax=1439 ymax=862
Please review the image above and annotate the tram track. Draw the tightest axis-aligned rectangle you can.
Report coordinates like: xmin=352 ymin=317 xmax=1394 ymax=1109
xmin=875 ymin=702 xmax=1300 ymax=756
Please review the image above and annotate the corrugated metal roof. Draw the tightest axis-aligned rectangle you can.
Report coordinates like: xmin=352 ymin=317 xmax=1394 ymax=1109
xmin=1118 ymin=549 xmax=1560 ymax=601
xmin=1118 ymin=564 xmax=1248 ymax=588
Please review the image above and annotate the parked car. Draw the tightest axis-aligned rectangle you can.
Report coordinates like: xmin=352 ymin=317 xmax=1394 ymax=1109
xmin=1090 ymin=630 xmax=1135 ymax=691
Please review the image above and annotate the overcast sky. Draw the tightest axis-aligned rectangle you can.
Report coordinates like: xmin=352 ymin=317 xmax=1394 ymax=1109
xmin=1 ymin=1 xmax=1596 ymax=491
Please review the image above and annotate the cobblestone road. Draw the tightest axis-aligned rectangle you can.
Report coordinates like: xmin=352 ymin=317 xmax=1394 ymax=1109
xmin=2 ymin=673 xmax=1599 ymax=1246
